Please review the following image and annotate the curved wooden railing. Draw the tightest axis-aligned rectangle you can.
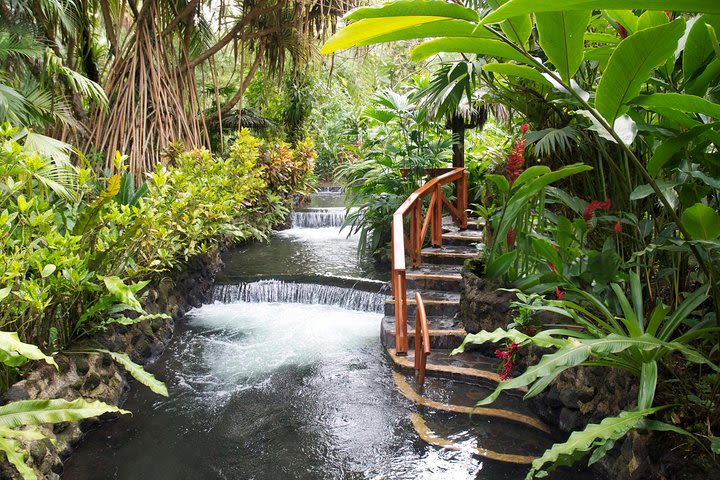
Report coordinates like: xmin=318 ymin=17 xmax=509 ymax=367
xmin=391 ymin=167 xmax=468 ymax=355
xmin=413 ymin=292 xmax=431 ymax=387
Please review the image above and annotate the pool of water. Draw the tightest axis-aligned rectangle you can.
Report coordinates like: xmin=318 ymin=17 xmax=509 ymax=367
xmin=216 ymin=227 xmax=388 ymax=284
xmin=62 ymin=301 xmax=593 ymax=480
xmin=63 ymin=191 xmax=600 ymax=480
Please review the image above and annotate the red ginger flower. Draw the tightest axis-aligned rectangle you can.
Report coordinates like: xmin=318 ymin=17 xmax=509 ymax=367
xmin=615 ymin=221 xmax=622 ymax=234
xmin=507 ymin=227 xmax=516 ymax=246
xmin=505 ymin=126 xmax=528 ymax=186
xmin=618 ymin=23 xmax=628 ymax=39
xmin=583 ymin=198 xmax=611 ymax=222
xmin=555 ymin=287 xmax=565 ymax=300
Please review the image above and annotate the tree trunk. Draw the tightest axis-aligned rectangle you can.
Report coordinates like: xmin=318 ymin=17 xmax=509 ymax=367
xmin=452 ymin=125 xmax=465 ymax=168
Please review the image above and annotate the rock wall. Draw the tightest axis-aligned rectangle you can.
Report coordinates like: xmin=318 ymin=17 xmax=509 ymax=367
xmin=459 ymin=267 xmax=718 ymax=480
xmin=0 ymin=249 xmax=223 ymax=480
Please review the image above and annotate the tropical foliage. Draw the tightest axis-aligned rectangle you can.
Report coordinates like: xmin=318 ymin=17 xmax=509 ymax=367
xmin=324 ymin=0 xmax=720 ymax=476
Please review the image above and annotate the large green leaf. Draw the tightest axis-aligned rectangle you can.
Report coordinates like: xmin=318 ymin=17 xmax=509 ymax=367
xmin=95 ymin=349 xmax=169 ymax=397
xmin=485 ymin=250 xmax=517 ymax=279
xmin=658 ymin=286 xmax=709 ymax=341
xmin=321 ymin=17 xmax=475 ymax=54
xmin=453 ymin=328 xmax=571 ymax=355
xmin=633 ymin=93 xmax=720 ymax=118
xmin=482 ymin=63 xmax=552 ymax=86
xmin=637 ymin=10 xmax=669 ymax=31
xmin=410 ymin=37 xmax=532 ymax=63
xmin=100 ymin=276 xmax=146 ymax=313
xmin=647 ymin=124 xmax=719 ymax=176
xmin=482 ymin=1 xmax=720 ymax=24
xmin=683 ymin=15 xmax=720 ymax=81
xmin=486 ymin=0 xmax=532 ymax=49
xmin=0 ymin=332 xmax=56 ymax=369
xmin=355 ymin=19 xmax=490 ymax=47
xmin=478 ymin=333 xmax=717 ymax=406
xmin=536 ymin=10 xmax=592 ymax=83
xmin=638 ymin=361 xmax=657 ymax=409
xmin=607 ymin=10 xmax=639 ymax=34
xmin=492 ymin=164 xmax=592 ymax=259
xmin=0 ymin=398 xmax=129 ymax=429
xmin=596 ymin=20 xmax=686 ymax=124
xmin=681 ymin=203 xmax=720 ymax=240
xmin=344 ymin=1 xmax=478 ymax=22
xmin=0 ymin=437 xmax=36 ymax=480
xmin=526 ymin=408 xmax=664 ymax=479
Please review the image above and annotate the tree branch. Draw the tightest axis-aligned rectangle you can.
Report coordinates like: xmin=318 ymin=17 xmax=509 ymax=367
xmin=184 ymin=4 xmax=281 ymax=69
xmin=99 ymin=0 xmax=119 ymax=56
xmin=161 ymin=0 xmax=200 ymax=37
xmin=219 ymin=44 xmax=265 ymax=116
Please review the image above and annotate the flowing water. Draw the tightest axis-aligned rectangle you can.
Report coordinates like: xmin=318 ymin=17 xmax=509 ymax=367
xmin=63 ymin=190 xmax=598 ymax=480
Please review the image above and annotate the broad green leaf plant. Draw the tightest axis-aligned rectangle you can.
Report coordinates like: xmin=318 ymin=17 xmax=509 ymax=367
xmin=323 ymin=0 xmax=720 ymax=476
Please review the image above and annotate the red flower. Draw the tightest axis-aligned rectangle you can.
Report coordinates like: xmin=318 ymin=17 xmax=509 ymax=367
xmin=618 ymin=23 xmax=628 ymax=39
xmin=583 ymin=198 xmax=611 ymax=222
xmin=615 ymin=221 xmax=622 ymax=234
xmin=496 ymin=343 xmax=518 ymax=381
xmin=505 ymin=138 xmax=526 ymax=186
xmin=555 ymin=287 xmax=565 ymax=300
xmin=521 ymin=123 xmax=529 ymax=133
xmin=507 ymin=227 xmax=516 ymax=246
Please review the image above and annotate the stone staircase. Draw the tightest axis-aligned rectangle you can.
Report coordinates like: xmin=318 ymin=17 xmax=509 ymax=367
xmin=381 ymin=219 xmax=482 ymax=353
xmin=382 ymin=218 xmax=558 ymax=466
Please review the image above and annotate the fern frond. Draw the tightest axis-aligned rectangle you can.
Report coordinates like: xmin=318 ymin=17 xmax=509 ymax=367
xmin=526 ymin=407 xmax=665 ymax=479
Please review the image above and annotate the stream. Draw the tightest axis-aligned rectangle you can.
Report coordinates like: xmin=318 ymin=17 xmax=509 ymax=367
xmin=62 ymin=190 xmax=598 ymax=480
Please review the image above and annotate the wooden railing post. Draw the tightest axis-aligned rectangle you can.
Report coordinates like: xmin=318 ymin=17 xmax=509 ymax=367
xmin=391 ymin=168 xmax=468 ymax=357
xmin=395 ymin=270 xmax=408 ymax=355
xmin=432 ymin=185 xmax=442 ymax=246
xmin=457 ymin=170 xmax=468 ymax=229
xmin=413 ymin=204 xmax=422 ymax=267
xmin=414 ymin=292 xmax=430 ymax=387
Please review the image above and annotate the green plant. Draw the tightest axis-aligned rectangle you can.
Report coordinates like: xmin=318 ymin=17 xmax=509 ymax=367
xmin=338 ymin=86 xmax=453 ymax=257
xmin=0 ymin=332 xmax=131 ymax=480
xmin=324 ymin=1 xmax=720 ymax=475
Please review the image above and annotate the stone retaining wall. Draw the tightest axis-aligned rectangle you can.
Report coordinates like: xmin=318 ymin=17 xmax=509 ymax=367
xmin=0 ymin=249 xmax=223 ymax=479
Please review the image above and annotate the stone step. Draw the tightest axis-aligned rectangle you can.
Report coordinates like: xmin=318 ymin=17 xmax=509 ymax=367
xmin=421 ymin=245 xmax=477 ymax=266
xmin=381 ymin=315 xmax=465 ymax=350
xmin=406 ymin=264 xmax=463 ymax=292
xmin=441 ymin=228 xmax=484 ymax=247
xmin=385 ymin=290 xmax=460 ymax=317
xmin=387 ymin=347 xmax=509 ymax=386
xmin=442 ymin=216 xmax=484 ymax=231
xmin=393 ymin=372 xmax=551 ymax=434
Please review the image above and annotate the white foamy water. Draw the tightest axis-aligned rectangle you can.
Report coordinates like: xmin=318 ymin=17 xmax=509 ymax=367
xmin=180 ymin=302 xmax=381 ymax=395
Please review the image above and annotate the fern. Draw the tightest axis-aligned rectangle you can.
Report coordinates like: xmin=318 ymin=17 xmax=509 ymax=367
xmin=92 ymin=349 xmax=169 ymax=397
xmin=475 ymin=333 xmax=720 ymax=406
xmin=526 ymin=408 xmax=665 ymax=479
xmin=0 ymin=398 xmax=128 ymax=480
xmin=0 ymin=398 xmax=128 ymax=429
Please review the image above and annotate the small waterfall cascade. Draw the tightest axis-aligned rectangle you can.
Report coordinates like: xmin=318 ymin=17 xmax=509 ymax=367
xmin=290 ymin=207 xmax=347 ymax=228
xmin=212 ymin=280 xmax=386 ymax=313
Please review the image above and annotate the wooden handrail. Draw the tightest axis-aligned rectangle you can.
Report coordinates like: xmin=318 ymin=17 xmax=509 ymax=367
xmin=414 ymin=292 xmax=431 ymax=387
xmin=391 ymin=167 xmax=468 ymax=355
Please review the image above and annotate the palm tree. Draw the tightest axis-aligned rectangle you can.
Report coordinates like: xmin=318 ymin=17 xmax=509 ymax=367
xmin=417 ymin=60 xmax=488 ymax=167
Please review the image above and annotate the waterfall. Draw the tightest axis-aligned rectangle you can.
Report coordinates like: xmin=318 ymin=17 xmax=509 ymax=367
xmin=315 ymin=185 xmax=342 ymax=193
xmin=212 ymin=280 xmax=386 ymax=313
xmin=290 ymin=208 xmax=347 ymax=228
